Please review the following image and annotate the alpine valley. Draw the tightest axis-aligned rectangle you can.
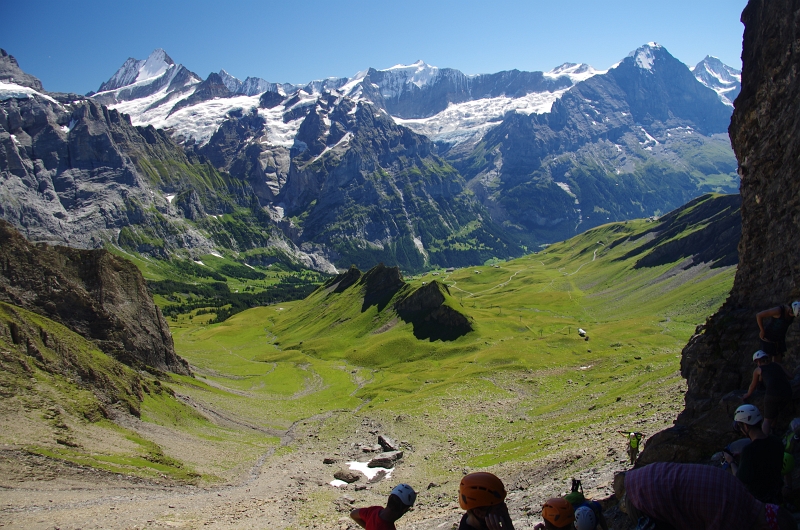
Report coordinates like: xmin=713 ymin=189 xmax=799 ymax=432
xmin=1 ymin=44 xmax=740 ymax=273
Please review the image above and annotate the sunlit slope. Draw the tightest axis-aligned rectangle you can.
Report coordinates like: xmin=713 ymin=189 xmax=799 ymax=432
xmin=0 ymin=302 xmax=205 ymax=482
xmin=170 ymin=193 xmax=738 ymax=479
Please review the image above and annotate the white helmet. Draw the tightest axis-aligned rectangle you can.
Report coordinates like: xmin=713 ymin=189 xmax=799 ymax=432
xmin=574 ymin=505 xmax=597 ymax=530
xmin=793 ymin=301 xmax=800 ymax=317
xmin=391 ymin=483 xmax=417 ymax=506
xmin=734 ymin=404 xmax=763 ymax=425
xmin=753 ymin=350 xmax=769 ymax=362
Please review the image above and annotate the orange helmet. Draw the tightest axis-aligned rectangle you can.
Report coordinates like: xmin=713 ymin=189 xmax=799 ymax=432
xmin=458 ymin=472 xmax=507 ymax=510
xmin=542 ymin=497 xmax=575 ymax=528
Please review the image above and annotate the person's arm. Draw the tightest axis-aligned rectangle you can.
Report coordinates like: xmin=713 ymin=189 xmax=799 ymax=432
xmin=743 ymin=368 xmax=761 ymax=400
xmin=350 ymin=508 xmax=367 ymax=529
xmin=757 ymin=307 xmax=781 ymax=339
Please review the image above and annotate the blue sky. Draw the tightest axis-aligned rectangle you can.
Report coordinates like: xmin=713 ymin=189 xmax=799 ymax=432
xmin=4 ymin=0 xmax=748 ymax=95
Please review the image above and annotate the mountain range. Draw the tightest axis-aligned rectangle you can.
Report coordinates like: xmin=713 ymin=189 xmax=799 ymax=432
xmin=0 ymin=44 xmax=741 ymax=272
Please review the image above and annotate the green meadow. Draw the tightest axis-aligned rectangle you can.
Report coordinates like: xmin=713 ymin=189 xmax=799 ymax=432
xmin=161 ymin=194 xmax=736 ymax=483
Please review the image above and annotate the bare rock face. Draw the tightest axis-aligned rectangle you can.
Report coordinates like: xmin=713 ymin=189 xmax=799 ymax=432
xmin=640 ymin=0 xmax=800 ymax=464
xmin=0 ymin=220 xmax=190 ymax=375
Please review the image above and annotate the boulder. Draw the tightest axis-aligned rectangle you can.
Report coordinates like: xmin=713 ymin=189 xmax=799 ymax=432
xmin=333 ymin=470 xmax=360 ymax=483
xmin=378 ymin=435 xmax=399 ymax=451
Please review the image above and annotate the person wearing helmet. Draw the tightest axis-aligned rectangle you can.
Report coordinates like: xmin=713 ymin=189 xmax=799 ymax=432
xmin=614 ymin=462 xmax=796 ymax=530
xmin=572 ymin=506 xmax=598 ymax=530
xmin=457 ymin=472 xmax=515 ymax=530
xmin=742 ymin=350 xmax=792 ymax=435
xmin=533 ymin=497 xmax=574 ymax=529
xmin=724 ymin=404 xmax=784 ymax=502
xmin=756 ymin=301 xmax=800 ymax=362
xmin=617 ymin=431 xmax=644 ymax=465
xmin=563 ymin=480 xmax=607 ymax=530
xmin=351 ymin=483 xmax=416 ymax=530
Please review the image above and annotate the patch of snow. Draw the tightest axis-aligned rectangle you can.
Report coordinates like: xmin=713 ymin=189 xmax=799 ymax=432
xmin=543 ymin=63 xmax=605 ymax=83
xmin=194 ymin=260 xmax=205 ymax=266
xmin=347 ymin=461 xmax=394 ymax=481
xmin=382 ymin=60 xmax=439 ymax=88
xmin=394 ymin=88 xmax=569 ymax=145
xmin=165 ymin=194 xmax=176 ymax=203
xmin=210 ymin=251 xmax=223 ymax=258
xmin=0 ymin=81 xmax=59 ymax=104
xmin=413 ymin=236 xmax=428 ymax=258
xmin=555 ymin=182 xmax=576 ymax=198
xmin=136 ymin=49 xmax=171 ymax=84
xmin=330 ymin=480 xmax=348 ymax=487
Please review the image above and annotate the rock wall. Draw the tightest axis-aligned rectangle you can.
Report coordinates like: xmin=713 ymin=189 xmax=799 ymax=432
xmin=641 ymin=0 xmax=800 ymax=463
xmin=0 ymin=220 xmax=190 ymax=375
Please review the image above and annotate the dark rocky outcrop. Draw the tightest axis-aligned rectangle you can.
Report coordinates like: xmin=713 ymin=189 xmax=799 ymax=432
xmin=0 ymin=219 xmax=189 ymax=375
xmin=640 ymin=0 xmax=800 ymax=464
xmin=0 ymin=49 xmax=43 ymax=91
xmin=395 ymin=280 xmax=473 ymax=341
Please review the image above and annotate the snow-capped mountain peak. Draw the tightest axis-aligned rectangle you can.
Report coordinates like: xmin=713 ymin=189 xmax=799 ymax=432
xmin=218 ymin=69 xmax=243 ymax=93
xmin=136 ymin=49 xmax=174 ymax=83
xmin=692 ymin=55 xmax=741 ymax=106
xmin=544 ymin=62 xmax=604 ymax=83
xmin=381 ymin=60 xmax=439 ymax=88
xmin=96 ymin=48 xmax=177 ymax=93
xmin=629 ymin=42 xmax=663 ymax=72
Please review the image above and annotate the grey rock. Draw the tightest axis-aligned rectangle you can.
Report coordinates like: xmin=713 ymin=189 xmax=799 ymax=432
xmin=334 ymin=470 xmax=360 ymax=483
xmin=378 ymin=434 xmax=399 ymax=451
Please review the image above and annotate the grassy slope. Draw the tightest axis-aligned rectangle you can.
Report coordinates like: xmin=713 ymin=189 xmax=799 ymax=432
xmin=1 ymin=194 xmax=735 ymax=499
xmin=167 ymin=194 xmax=735 ymax=486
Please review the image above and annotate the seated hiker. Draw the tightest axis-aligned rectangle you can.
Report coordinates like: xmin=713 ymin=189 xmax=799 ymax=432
xmin=756 ymin=301 xmax=800 ymax=362
xmin=351 ymin=483 xmax=416 ymax=530
xmin=618 ymin=431 xmax=644 ymax=465
xmin=457 ymin=472 xmax=515 ymax=530
xmin=563 ymin=479 xmax=608 ymax=530
xmin=743 ymin=350 xmax=792 ymax=435
xmin=533 ymin=497 xmax=575 ymax=530
xmin=724 ymin=404 xmax=784 ymax=503
xmin=613 ymin=461 xmax=795 ymax=530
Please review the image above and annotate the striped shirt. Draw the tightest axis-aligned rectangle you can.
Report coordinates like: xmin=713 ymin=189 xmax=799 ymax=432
xmin=626 ymin=462 xmax=763 ymax=530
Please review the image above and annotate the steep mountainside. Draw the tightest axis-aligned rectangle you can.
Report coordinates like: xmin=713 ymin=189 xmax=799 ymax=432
xmin=0 ymin=219 xmax=189 ymax=375
xmin=448 ymin=44 xmax=738 ymax=246
xmin=641 ymin=0 xmax=800 ymax=464
xmin=1 ymin=45 xmax=741 ymax=274
xmin=0 ymin=50 xmax=335 ymax=272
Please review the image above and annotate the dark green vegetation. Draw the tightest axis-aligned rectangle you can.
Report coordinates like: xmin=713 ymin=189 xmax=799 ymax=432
xmin=112 ymin=250 xmax=330 ymax=324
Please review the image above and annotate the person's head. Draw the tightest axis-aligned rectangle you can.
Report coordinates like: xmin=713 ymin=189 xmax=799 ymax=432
xmin=541 ymin=497 xmax=575 ymax=529
xmin=384 ymin=483 xmax=416 ymax=521
xmin=733 ymin=404 xmax=764 ymax=437
xmin=753 ymin=350 xmax=770 ymax=365
xmin=458 ymin=472 xmax=508 ymax=527
xmin=792 ymin=301 xmax=800 ymax=317
xmin=573 ymin=505 xmax=596 ymax=530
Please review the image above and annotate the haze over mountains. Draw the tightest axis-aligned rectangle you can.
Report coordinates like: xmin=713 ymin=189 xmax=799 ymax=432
xmin=1 ymin=44 xmax=741 ymax=272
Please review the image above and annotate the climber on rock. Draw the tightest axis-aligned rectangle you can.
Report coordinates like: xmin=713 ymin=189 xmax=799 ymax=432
xmin=724 ymin=405 xmax=784 ymax=503
xmin=742 ymin=350 xmax=792 ymax=435
xmin=618 ymin=431 xmax=644 ymax=465
xmin=756 ymin=301 xmax=800 ymax=362
xmin=614 ymin=461 xmax=796 ymax=530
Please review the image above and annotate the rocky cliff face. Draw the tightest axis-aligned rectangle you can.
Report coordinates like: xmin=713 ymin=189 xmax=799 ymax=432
xmin=641 ymin=0 xmax=800 ymax=464
xmin=0 ymin=219 xmax=189 ymax=375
